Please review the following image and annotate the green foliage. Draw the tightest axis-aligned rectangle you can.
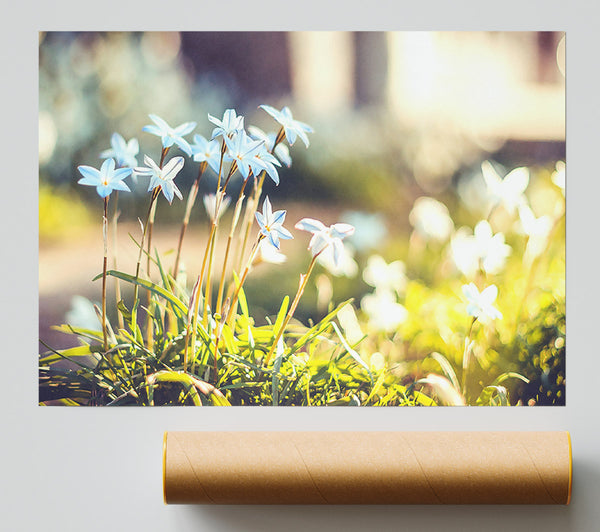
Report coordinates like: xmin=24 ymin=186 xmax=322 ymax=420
xmin=39 ymin=272 xmax=432 ymax=406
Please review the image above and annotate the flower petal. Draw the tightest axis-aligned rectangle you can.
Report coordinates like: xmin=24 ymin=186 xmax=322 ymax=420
xmin=162 ymin=156 xmax=185 ymax=181
xmin=330 ymin=223 xmax=355 ymax=240
xmin=77 ymin=165 xmax=100 ymax=182
xmin=295 ymin=218 xmax=326 ymax=233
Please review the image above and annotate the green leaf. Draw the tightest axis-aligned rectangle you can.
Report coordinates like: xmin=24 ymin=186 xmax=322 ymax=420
xmin=273 ymin=295 xmax=289 ymax=339
xmin=290 ymin=299 xmax=352 ymax=353
xmin=271 ymin=341 xmax=285 ymax=406
xmin=39 ymin=344 xmax=101 ymax=367
xmin=326 ymin=395 xmax=360 ymax=406
xmin=427 ymin=352 xmax=460 ymax=391
xmin=477 ymin=385 xmax=509 ymax=406
xmin=99 ymin=270 xmax=188 ymax=320
xmin=232 ymin=271 xmax=249 ymax=318
xmin=146 ymin=370 xmax=231 ymax=406
xmin=365 ymin=369 xmax=386 ymax=405
xmin=331 ymin=321 xmax=373 ymax=384
xmin=492 ymin=372 xmax=530 ymax=386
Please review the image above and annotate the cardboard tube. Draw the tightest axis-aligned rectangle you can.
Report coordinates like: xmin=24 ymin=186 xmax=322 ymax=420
xmin=163 ymin=431 xmax=572 ymax=505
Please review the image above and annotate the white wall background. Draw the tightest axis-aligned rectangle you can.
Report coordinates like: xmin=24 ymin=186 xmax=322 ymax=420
xmin=3 ymin=1 xmax=599 ymax=531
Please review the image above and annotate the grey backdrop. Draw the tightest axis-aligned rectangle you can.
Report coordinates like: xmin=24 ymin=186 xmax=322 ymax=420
xmin=3 ymin=1 xmax=599 ymax=530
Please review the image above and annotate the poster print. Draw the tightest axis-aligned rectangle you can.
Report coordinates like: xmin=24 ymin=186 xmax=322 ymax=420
xmin=39 ymin=32 xmax=565 ymax=406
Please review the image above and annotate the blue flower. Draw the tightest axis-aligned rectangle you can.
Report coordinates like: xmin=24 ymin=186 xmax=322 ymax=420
xmin=255 ymin=196 xmax=293 ymax=249
xmin=248 ymin=125 xmax=292 ymax=167
xmin=251 ymin=144 xmax=282 ymax=185
xmin=100 ymin=132 xmax=139 ymax=169
xmin=77 ymin=158 xmax=131 ymax=198
xmin=259 ymin=104 xmax=313 ymax=147
xmin=134 ymin=155 xmax=185 ymax=204
xmin=224 ymin=131 xmax=265 ymax=180
xmin=142 ymin=114 xmax=196 ymax=157
xmin=191 ymin=134 xmax=222 ymax=174
xmin=208 ymin=109 xmax=244 ymax=140
xmin=295 ymin=218 xmax=355 ymax=266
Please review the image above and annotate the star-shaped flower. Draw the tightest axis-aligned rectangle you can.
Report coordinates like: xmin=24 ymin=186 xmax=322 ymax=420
xmin=142 ymin=114 xmax=196 ymax=157
xmin=250 ymin=144 xmax=282 ymax=185
xmin=462 ymin=283 xmax=502 ymax=322
xmin=224 ymin=131 xmax=265 ymax=180
xmin=255 ymin=196 xmax=293 ymax=249
xmin=518 ymin=205 xmax=554 ymax=262
xmin=363 ymin=255 xmax=407 ymax=294
xmin=134 ymin=155 xmax=185 ymax=204
xmin=451 ymin=221 xmax=511 ymax=277
xmin=191 ymin=134 xmax=222 ymax=174
xmin=481 ymin=161 xmax=529 ymax=215
xmin=248 ymin=125 xmax=292 ymax=168
xmin=295 ymin=218 xmax=355 ymax=266
xmin=100 ymin=132 xmax=139 ymax=169
xmin=208 ymin=109 xmax=244 ymax=140
xmin=77 ymin=158 xmax=131 ymax=198
xmin=259 ymin=104 xmax=314 ymax=147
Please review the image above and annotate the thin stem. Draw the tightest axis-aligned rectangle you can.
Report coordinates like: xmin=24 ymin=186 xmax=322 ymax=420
xmin=183 ymin=275 xmax=202 ymax=374
xmin=264 ymin=254 xmax=319 ymax=366
xmin=202 ymin=146 xmax=237 ymax=325
xmin=461 ymin=317 xmax=476 ymax=399
xmin=173 ymin=161 xmax=207 ymax=279
xmin=112 ymin=191 xmax=124 ymax=330
xmin=233 ymin=128 xmax=282 ymax=273
xmin=146 ymin=147 xmax=169 ymax=279
xmin=144 ymin=147 xmax=169 ymax=348
xmin=132 ymin=188 xmax=160 ymax=332
xmin=235 ymin=171 xmax=265 ymax=272
xmin=224 ymin=235 xmax=264 ymax=327
xmin=102 ymin=196 xmax=109 ymax=352
xmin=215 ymin=178 xmax=248 ymax=315
xmin=198 ymin=144 xmax=226 ymax=325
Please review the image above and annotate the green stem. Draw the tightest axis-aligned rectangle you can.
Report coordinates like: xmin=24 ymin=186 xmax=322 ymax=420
xmin=102 ymin=196 xmax=109 ymax=352
xmin=224 ymin=234 xmax=264 ymax=327
xmin=264 ymin=254 xmax=319 ymax=367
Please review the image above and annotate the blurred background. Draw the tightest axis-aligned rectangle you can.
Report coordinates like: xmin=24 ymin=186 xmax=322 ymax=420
xmin=39 ymin=31 xmax=565 ymax=403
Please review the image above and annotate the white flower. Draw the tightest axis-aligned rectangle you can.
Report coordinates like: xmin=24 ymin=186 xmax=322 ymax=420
xmin=203 ymin=193 xmax=231 ymax=222
xmin=462 ymin=283 xmax=502 ymax=322
xmin=259 ymin=104 xmax=314 ymax=147
xmin=518 ymin=205 xmax=553 ymax=262
xmin=409 ymin=197 xmax=454 ymax=242
xmin=142 ymin=114 xmax=196 ymax=156
xmin=363 ymin=255 xmax=407 ymax=294
xmin=316 ymin=242 xmax=358 ymax=278
xmin=295 ymin=218 xmax=355 ymax=267
xmin=134 ymin=155 xmax=184 ymax=204
xmin=208 ymin=109 xmax=245 ymax=140
xmin=100 ymin=132 xmax=139 ymax=169
xmin=361 ymin=290 xmax=408 ymax=333
xmin=254 ymin=239 xmax=287 ymax=265
xmin=451 ymin=221 xmax=511 ymax=276
xmin=481 ymin=161 xmax=529 ymax=215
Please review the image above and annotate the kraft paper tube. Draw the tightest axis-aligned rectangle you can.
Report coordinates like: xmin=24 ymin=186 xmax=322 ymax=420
xmin=163 ymin=431 xmax=572 ymax=505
